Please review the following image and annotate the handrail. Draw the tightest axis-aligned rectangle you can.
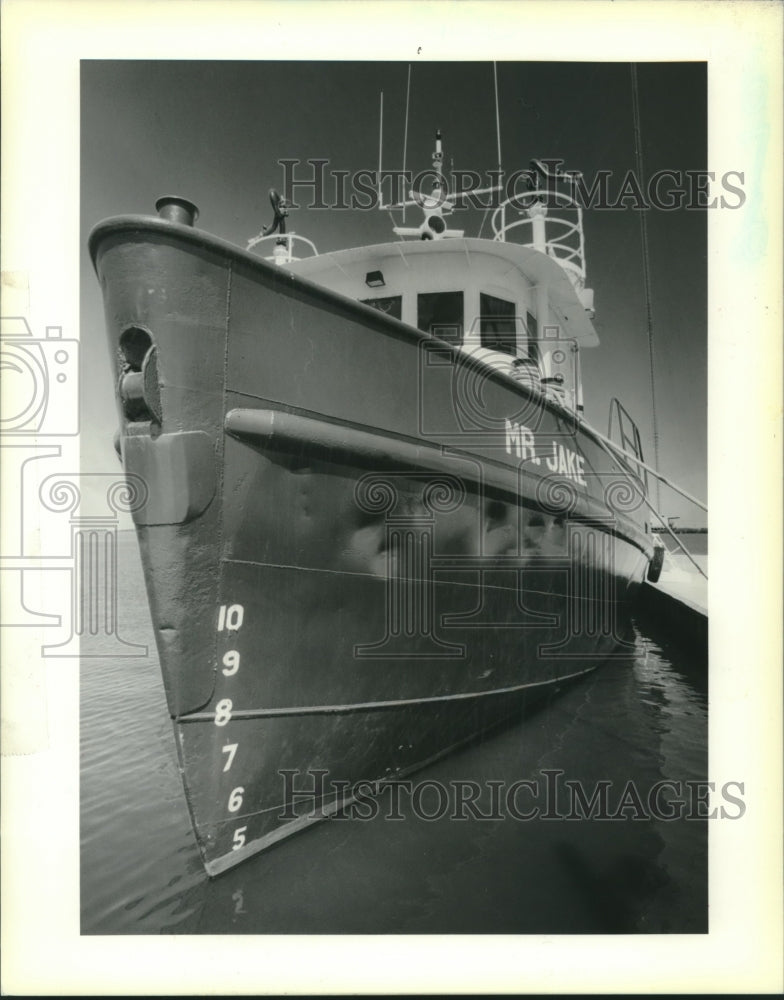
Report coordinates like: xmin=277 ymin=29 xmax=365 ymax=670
xmin=642 ymin=494 xmax=708 ymax=580
xmin=585 ymin=422 xmax=707 ymax=579
xmin=246 ymin=232 xmax=319 ymax=261
xmin=490 ymin=188 xmax=583 ymax=230
xmin=608 ymin=396 xmax=647 ymax=492
xmin=490 ymin=188 xmax=587 ymax=281
xmin=497 ymin=222 xmax=582 ymax=252
xmin=595 ymin=428 xmax=706 ymax=512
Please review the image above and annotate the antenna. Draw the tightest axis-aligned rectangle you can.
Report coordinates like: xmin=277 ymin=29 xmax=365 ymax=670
xmin=378 ymin=91 xmax=384 ymax=208
xmin=479 ymin=64 xmax=503 ymax=239
xmin=493 ymin=62 xmax=503 ymax=173
xmin=402 ymin=64 xmax=411 ymax=221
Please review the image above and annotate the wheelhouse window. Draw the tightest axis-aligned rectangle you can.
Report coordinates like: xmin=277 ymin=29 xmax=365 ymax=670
xmin=526 ymin=309 xmax=540 ymax=363
xmin=480 ymin=293 xmax=516 ymax=354
xmin=417 ymin=291 xmax=463 ymax=345
xmin=360 ymin=295 xmax=402 ymax=320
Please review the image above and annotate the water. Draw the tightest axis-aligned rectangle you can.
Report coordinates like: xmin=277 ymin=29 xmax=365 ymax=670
xmin=81 ymin=532 xmax=707 ymax=934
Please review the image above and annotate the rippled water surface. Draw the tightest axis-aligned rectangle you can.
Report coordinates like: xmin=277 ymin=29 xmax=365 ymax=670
xmin=81 ymin=532 xmax=707 ymax=934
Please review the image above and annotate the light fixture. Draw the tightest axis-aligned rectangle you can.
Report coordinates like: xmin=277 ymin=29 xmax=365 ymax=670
xmin=365 ymin=270 xmax=385 ymax=288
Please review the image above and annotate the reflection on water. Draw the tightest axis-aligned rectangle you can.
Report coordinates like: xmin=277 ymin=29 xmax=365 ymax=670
xmin=81 ymin=533 xmax=707 ymax=934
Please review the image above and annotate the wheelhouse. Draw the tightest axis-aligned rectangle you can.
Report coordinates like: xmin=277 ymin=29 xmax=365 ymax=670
xmin=287 ymin=236 xmax=597 ymax=414
xmin=248 ymin=142 xmax=599 ymax=416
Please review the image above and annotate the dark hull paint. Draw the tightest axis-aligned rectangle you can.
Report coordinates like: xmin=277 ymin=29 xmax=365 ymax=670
xmin=91 ymin=217 xmax=652 ymax=874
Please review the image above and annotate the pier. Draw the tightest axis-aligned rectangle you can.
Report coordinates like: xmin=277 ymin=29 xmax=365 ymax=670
xmin=638 ymin=546 xmax=708 ymax=658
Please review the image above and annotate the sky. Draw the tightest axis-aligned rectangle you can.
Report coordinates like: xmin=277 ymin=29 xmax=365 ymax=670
xmin=80 ymin=60 xmax=707 ymax=525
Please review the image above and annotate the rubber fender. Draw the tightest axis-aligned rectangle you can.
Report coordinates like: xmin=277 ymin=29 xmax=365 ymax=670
xmin=647 ymin=543 xmax=665 ymax=583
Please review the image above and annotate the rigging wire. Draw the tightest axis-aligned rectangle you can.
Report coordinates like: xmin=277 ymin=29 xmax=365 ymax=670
xmin=630 ymin=64 xmax=662 ymax=509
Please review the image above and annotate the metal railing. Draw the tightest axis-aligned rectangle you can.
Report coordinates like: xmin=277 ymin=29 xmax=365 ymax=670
xmin=491 ymin=189 xmax=587 ymax=287
xmin=593 ymin=408 xmax=707 ymax=580
xmin=246 ymin=232 xmax=319 ymax=264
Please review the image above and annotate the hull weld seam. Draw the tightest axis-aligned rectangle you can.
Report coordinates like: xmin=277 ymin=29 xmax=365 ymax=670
xmin=177 ymin=665 xmax=596 ymax=723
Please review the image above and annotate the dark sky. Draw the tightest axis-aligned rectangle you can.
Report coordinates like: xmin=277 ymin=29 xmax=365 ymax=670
xmin=81 ymin=60 xmax=707 ymax=523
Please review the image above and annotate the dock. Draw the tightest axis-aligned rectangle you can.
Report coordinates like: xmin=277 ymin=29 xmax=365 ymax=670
xmin=637 ymin=551 xmax=708 ymax=657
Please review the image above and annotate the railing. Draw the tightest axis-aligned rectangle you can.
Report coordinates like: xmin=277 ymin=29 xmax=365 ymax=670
xmin=596 ymin=402 xmax=707 ymax=580
xmin=245 ymin=232 xmax=319 ymax=264
xmin=608 ymin=397 xmax=648 ymax=494
xmin=491 ymin=189 xmax=587 ymax=288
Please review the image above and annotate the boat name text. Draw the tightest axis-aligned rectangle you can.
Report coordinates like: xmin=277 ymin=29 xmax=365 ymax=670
xmin=505 ymin=418 xmax=587 ymax=485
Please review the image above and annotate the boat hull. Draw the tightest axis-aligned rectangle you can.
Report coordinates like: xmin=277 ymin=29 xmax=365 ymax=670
xmin=90 ymin=217 xmax=652 ymax=874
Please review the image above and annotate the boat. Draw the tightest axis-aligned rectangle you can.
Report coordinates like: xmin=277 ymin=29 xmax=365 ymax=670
xmin=89 ymin=128 xmax=663 ymax=876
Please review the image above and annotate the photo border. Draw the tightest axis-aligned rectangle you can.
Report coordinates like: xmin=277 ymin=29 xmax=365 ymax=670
xmin=2 ymin=0 xmax=782 ymax=994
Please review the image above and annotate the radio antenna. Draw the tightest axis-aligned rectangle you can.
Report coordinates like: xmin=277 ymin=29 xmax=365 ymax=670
xmin=402 ymin=64 xmax=411 ymax=221
xmin=480 ymin=63 xmax=503 ymax=239
xmin=493 ymin=62 xmax=503 ymax=173
xmin=378 ymin=91 xmax=384 ymax=208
